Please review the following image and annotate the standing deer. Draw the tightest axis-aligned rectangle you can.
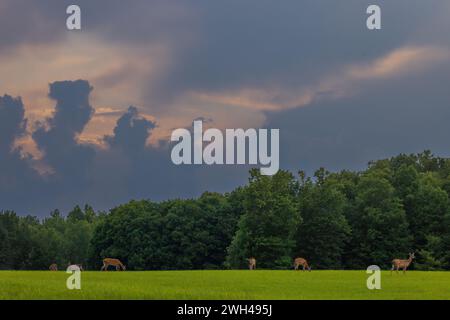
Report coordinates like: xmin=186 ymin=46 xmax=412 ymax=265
xmin=101 ymin=258 xmax=126 ymax=271
xmin=391 ymin=252 xmax=415 ymax=274
xmin=49 ymin=263 xmax=58 ymax=271
xmin=294 ymin=257 xmax=311 ymax=271
xmin=247 ymin=257 xmax=256 ymax=270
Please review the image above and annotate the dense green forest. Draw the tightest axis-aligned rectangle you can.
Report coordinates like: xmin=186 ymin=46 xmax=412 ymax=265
xmin=1 ymin=151 xmax=450 ymax=270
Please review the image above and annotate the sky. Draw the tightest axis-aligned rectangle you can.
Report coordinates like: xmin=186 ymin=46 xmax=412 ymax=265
xmin=1 ymin=0 xmax=450 ymax=215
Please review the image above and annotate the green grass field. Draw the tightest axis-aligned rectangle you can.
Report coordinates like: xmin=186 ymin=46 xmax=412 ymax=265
xmin=0 ymin=270 xmax=449 ymax=300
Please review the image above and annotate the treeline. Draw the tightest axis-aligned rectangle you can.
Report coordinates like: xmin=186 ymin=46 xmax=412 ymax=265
xmin=1 ymin=151 xmax=450 ymax=270
xmin=0 ymin=205 xmax=98 ymax=269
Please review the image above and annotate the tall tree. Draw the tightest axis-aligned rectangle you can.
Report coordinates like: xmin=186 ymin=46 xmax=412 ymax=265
xmin=227 ymin=169 xmax=300 ymax=269
xmin=295 ymin=170 xmax=350 ymax=269
xmin=345 ymin=171 xmax=411 ymax=269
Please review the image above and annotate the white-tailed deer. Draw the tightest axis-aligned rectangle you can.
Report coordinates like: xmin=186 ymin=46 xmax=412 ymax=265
xmin=391 ymin=252 xmax=415 ymax=274
xmin=49 ymin=263 xmax=58 ymax=271
xmin=101 ymin=258 xmax=126 ymax=271
xmin=294 ymin=257 xmax=311 ymax=271
xmin=247 ymin=257 xmax=256 ymax=270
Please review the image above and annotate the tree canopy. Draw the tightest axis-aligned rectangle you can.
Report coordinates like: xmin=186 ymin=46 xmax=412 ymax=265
xmin=1 ymin=151 xmax=449 ymax=270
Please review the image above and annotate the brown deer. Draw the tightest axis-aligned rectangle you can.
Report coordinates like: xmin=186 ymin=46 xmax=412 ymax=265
xmin=247 ymin=257 xmax=256 ymax=270
xmin=49 ymin=263 xmax=58 ymax=271
xmin=101 ymin=258 xmax=126 ymax=271
xmin=294 ymin=257 xmax=311 ymax=271
xmin=391 ymin=252 xmax=415 ymax=274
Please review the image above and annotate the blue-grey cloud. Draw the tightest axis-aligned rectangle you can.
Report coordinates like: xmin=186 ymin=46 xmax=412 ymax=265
xmin=0 ymin=95 xmax=27 ymax=152
xmin=0 ymin=81 xmax=248 ymax=215
xmin=2 ymin=1 xmax=450 ymax=216
xmin=105 ymin=106 xmax=156 ymax=153
xmin=0 ymin=95 xmax=43 ymax=212
xmin=0 ymin=0 xmax=64 ymax=52
xmin=32 ymin=80 xmax=95 ymax=191
xmin=266 ymin=60 xmax=450 ymax=175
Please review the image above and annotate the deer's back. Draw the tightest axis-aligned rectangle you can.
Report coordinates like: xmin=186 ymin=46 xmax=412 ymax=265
xmin=104 ymin=258 xmax=122 ymax=265
xmin=392 ymin=259 xmax=408 ymax=266
xmin=294 ymin=257 xmax=307 ymax=264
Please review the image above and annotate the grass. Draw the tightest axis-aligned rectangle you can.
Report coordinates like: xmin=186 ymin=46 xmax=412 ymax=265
xmin=0 ymin=270 xmax=449 ymax=300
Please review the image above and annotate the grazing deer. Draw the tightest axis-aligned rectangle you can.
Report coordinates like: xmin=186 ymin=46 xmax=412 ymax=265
xmin=49 ymin=263 xmax=58 ymax=271
xmin=294 ymin=257 xmax=311 ymax=271
xmin=247 ymin=257 xmax=256 ymax=270
xmin=391 ymin=252 xmax=415 ymax=274
xmin=101 ymin=258 xmax=126 ymax=271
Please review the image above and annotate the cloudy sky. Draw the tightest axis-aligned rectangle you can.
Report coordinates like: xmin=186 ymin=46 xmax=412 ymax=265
xmin=1 ymin=0 xmax=450 ymax=215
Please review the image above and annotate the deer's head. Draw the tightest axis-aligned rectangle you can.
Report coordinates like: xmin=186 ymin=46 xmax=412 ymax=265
xmin=409 ymin=252 xmax=415 ymax=260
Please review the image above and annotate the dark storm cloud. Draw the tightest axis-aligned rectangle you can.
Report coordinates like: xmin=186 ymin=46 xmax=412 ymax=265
xmin=0 ymin=81 xmax=247 ymax=215
xmin=142 ymin=0 xmax=450 ymax=111
xmin=0 ymin=0 xmax=65 ymax=52
xmin=0 ymin=0 xmax=194 ymax=54
xmin=5 ymin=1 xmax=448 ymax=110
xmin=2 ymin=1 xmax=450 ymax=215
xmin=3 ymin=1 xmax=449 ymax=109
xmin=0 ymin=95 xmax=43 ymax=212
xmin=93 ymin=106 xmax=247 ymax=208
xmin=105 ymin=106 xmax=156 ymax=153
xmin=0 ymin=95 xmax=26 ymax=152
xmin=32 ymin=80 xmax=95 ymax=187
xmin=265 ymin=61 xmax=450 ymax=175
